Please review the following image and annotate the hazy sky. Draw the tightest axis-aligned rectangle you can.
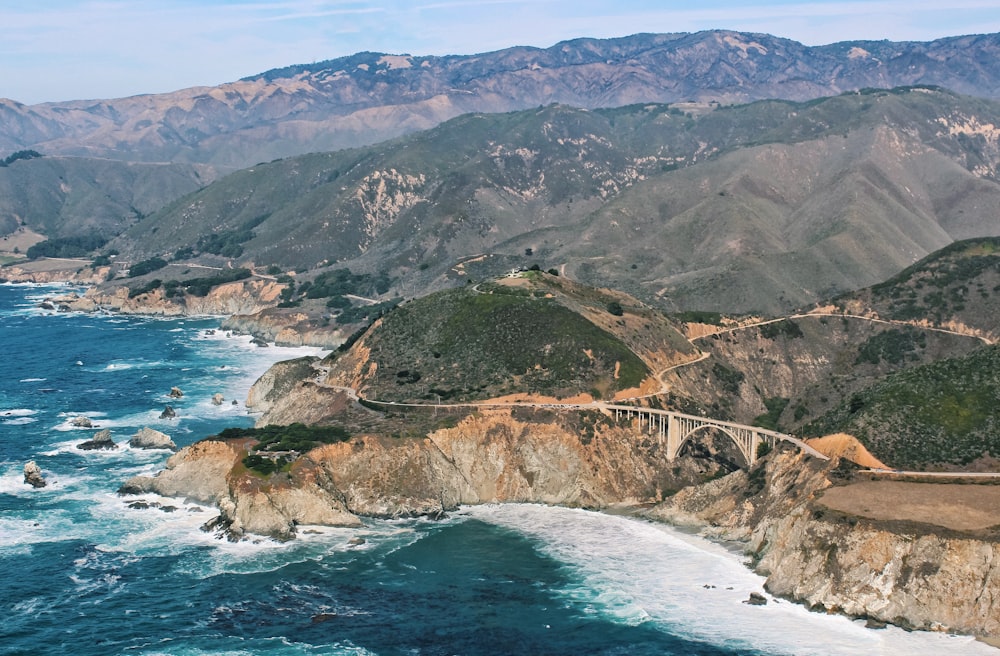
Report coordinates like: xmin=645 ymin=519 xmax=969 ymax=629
xmin=3 ymin=0 xmax=1000 ymax=104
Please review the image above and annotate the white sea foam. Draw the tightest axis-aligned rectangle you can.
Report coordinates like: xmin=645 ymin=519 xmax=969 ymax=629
xmin=464 ymin=504 xmax=996 ymax=656
xmin=3 ymin=416 xmax=38 ymax=425
xmin=1 ymin=407 xmax=40 ymax=425
xmin=17 ymin=377 xmax=45 ymax=382
xmin=0 ymin=407 xmax=38 ymax=416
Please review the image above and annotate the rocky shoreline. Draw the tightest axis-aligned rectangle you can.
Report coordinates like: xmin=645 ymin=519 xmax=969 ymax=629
xmin=26 ymin=274 xmax=347 ymax=349
xmin=117 ymin=395 xmax=1000 ymax=641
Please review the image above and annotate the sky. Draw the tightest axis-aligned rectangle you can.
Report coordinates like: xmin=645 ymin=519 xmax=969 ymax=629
xmin=3 ymin=0 xmax=1000 ymax=105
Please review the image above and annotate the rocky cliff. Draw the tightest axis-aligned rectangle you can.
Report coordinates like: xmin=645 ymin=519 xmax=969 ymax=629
xmin=649 ymin=447 xmax=1000 ymax=638
xmin=121 ymin=408 xmax=696 ymax=541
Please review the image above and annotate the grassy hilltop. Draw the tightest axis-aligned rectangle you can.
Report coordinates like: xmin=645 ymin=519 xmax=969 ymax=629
xmin=326 ymin=270 xmax=696 ymax=403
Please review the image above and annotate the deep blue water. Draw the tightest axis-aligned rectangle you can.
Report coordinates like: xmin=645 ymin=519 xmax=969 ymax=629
xmin=0 ymin=283 xmax=992 ymax=656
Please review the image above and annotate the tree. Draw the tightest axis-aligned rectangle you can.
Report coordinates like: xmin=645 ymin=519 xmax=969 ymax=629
xmin=607 ymin=301 xmax=624 ymax=316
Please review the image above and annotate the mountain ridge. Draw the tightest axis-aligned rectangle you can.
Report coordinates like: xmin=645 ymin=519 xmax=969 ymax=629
xmin=4 ymin=30 xmax=1000 ymax=169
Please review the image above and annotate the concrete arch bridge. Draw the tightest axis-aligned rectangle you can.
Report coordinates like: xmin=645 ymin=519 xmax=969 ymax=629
xmin=602 ymin=404 xmax=828 ymax=467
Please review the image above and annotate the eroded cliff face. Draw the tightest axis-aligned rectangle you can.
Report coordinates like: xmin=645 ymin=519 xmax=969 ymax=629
xmin=122 ymin=409 xmax=682 ymax=541
xmin=649 ymin=447 xmax=1000 ymax=638
xmin=46 ymin=279 xmax=286 ymax=317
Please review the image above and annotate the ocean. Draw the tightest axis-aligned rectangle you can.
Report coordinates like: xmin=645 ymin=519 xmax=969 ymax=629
xmin=0 ymin=282 xmax=992 ymax=656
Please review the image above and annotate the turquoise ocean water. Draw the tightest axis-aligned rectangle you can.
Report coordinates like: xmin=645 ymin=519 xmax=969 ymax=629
xmin=0 ymin=282 xmax=992 ymax=656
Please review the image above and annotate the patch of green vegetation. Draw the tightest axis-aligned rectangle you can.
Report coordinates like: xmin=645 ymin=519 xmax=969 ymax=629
xmin=712 ymin=362 xmax=744 ymax=395
xmin=759 ymin=319 xmax=803 ymax=340
xmin=804 ymin=345 xmax=1000 ymax=468
xmin=673 ymin=310 xmax=724 ymax=325
xmin=0 ymin=150 xmax=42 ymax=167
xmin=26 ymin=235 xmax=108 ymax=259
xmin=855 ymin=328 xmax=926 ymax=366
xmin=221 ymin=423 xmax=352 ymax=475
xmin=753 ymin=397 xmax=789 ymax=431
xmin=365 ymin=287 xmax=649 ymax=401
xmin=159 ymin=269 xmax=252 ymax=297
xmin=195 ymin=214 xmax=270 ymax=258
xmin=128 ymin=257 xmax=168 ymax=278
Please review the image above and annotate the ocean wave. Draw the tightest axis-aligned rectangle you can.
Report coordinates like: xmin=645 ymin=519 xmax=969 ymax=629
xmin=465 ymin=504 xmax=995 ymax=656
xmin=2 ymin=416 xmax=38 ymax=425
xmin=17 ymin=378 xmax=45 ymax=382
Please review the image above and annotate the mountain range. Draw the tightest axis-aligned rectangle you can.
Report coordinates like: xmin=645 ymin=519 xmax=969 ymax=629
xmin=4 ymin=31 xmax=1000 ymax=314
xmin=3 ymin=30 xmax=1000 ymax=170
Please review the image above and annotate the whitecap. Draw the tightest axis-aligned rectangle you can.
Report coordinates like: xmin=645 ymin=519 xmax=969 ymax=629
xmin=3 ymin=416 xmax=38 ymax=425
xmin=17 ymin=378 xmax=45 ymax=382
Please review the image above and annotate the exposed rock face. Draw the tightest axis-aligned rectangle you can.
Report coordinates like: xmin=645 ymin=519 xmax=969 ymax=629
xmin=244 ymin=356 xmax=321 ymax=415
xmin=222 ymin=311 xmax=346 ymax=349
xmin=78 ymin=429 xmax=117 ymax=451
xmin=47 ymin=279 xmax=286 ymax=318
xmin=125 ymin=408 xmax=681 ymax=540
xmin=23 ymin=461 xmax=46 ymax=488
xmin=648 ymin=447 xmax=1000 ymax=638
xmin=129 ymin=427 xmax=177 ymax=451
xmin=119 ymin=440 xmax=241 ymax=503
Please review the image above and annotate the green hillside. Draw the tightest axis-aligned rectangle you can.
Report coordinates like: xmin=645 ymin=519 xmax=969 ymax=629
xmin=803 ymin=345 xmax=1000 ymax=469
xmin=837 ymin=237 xmax=1000 ymax=338
xmin=328 ymin=272 xmax=683 ymax=403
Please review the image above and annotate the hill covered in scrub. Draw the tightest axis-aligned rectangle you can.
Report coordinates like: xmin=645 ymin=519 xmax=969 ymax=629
xmin=318 ymin=271 xmax=695 ymax=404
xmin=661 ymin=237 xmax=1000 ymax=470
xmin=92 ymin=86 xmax=1000 ymax=315
xmin=833 ymin=236 xmax=1000 ymax=341
xmin=800 ymin=344 xmax=1000 ymax=469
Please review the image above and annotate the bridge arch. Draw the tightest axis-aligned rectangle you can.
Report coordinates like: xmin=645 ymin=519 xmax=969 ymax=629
xmin=675 ymin=423 xmax=763 ymax=467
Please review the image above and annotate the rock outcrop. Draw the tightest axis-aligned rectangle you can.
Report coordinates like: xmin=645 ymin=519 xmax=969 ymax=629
xmin=129 ymin=427 xmax=177 ymax=451
xmin=244 ymin=356 xmax=322 ymax=416
xmin=71 ymin=416 xmax=93 ymax=428
xmin=159 ymin=406 xmax=176 ymax=419
xmin=78 ymin=429 xmax=117 ymax=451
xmin=23 ymin=461 xmax=46 ymax=488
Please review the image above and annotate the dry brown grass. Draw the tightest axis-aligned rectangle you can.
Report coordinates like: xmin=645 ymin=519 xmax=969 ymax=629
xmin=818 ymin=480 xmax=1000 ymax=532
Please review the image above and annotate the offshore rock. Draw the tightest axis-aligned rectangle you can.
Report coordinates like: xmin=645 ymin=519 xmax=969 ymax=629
xmin=23 ymin=461 xmax=46 ymax=488
xmin=169 ymin=387 xmax=184 ymax=398
xmin=211 ymin=393 xmax=225 ymax=406
xmin=129 ymin=427 xmax=177 ymax=451
xmin=159 ymin=405 xmax=176 ymax=419
xmin=78 ymin=429 xmax=118 ymax=451
xmin=71 ymin=416 xmax=93 ymax=428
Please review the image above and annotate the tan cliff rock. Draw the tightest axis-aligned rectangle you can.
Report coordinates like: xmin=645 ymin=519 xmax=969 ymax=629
xmin=648 ymin=447 xmax=1000 ymax=638
xmin=122 ymin=408 xmax=682 ymax=540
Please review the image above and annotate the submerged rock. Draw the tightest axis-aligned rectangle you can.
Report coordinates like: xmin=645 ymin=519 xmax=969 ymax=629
xmin=78 ymin=429 xmax=118 ymax=451
xmin=23 ymin=461 xmax=46 ymax=488
xmin=129 ymin=427 xmax=177 ymax=451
